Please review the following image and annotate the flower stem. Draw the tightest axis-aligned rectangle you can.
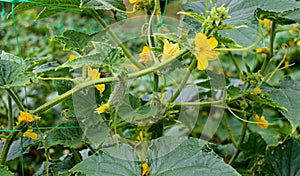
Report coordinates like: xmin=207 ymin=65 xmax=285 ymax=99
xmin=89 ymin=9 xmax=144 ymax=70
xmin=168 ymin=58 xmax=197 ymax=103
xmin=223 ymin=115 xmax=237 ymax=148
xmin=228 ymin=51 xmax=244 ymax=81
xmin=35 ymin=123 xmax=49 ymax=176
xmin=229 ymin=119 xmax=248 ymax=165
xmin=6 ymin=89 xmax=25 ymax=111
xmin=8 ymin=96 xmax=13 ymax=130
xmin=261 ymin=21 xmax=276 ymax=74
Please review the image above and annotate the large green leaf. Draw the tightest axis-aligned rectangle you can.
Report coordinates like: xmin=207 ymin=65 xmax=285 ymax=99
xmin=0 ymin=138 xmax=34 ymax=162
xmin=182 ymin=0 xmax=300 ymax=47
xmin=281 ymin=8 xmax=300 ymax=23
xmin=71 ymin=137 xmax=240 ymax=175
xmin=239 ymin=132 xmax=267 ymax=160
xmin=261 ymin=79 xmax=300 ymax=133
xmin=80 ymin=0 xmax=125 ymax=11
xmin=148 ymin=137 xmax=240 ymax=176
xmin=0 ymin=165 xmax=14 ymax=176
xmin=45 ymin=120 xmax=83 ymax=148
xmin=264 ymin=138 xmax=300 ymax=176
xmin=0 ymin=52 xmax=36 ymax=89
xmin=71 ymin=144 xmax=140 ymax=176
xmin=51 ymin=30 xmax=97 ymax=52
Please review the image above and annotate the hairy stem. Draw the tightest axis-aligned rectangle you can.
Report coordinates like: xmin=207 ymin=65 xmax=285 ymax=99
xmin=229 ymin=119 xmax=248 ymax=165
xmin=168 ymin=58 xmax=197 ymax=103
xmin=8 ymin=96 xmax=13 ymax=130
xmin=89 ymin=9 xmax=144 ymax=70
xmin=223 ymin=115 xmax=237 ymax=148
xmin=6 ymin=89 xmax=25 ymax=111
xmin=261 ymin=21 xmax=276 ymax=74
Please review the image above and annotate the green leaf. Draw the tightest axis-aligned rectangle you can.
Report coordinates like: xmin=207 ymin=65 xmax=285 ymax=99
xmin=36 ymin=7 xmax=67 ymax=20
xmin=248 ymin=124 xmax=281 ymax=146
xmin=80 ymin=0 xmax=125 ymax=11
xmin=0 ymin=52 xmax=36 ymax=89
xmin=261 ymin=79 xmax=300 ymax=133
xmin=70 ymin=144 xmax=140 ymax=176
xmin=57 ymin=46 xmax=124 ymax=69
xmin=239 ymin=132 xmax=267 ymax=159
xmin=34 ymin=61 xmax=60 ymax=73
xmin=255 ymin=8 xmax=296 ymax=25
xmin=12 ymin=0 xmax=80 ymax=18
xmin=71 ymin=137 xmax=240 ymax=175
xmin=281 ymin=8 xmax=300 ymax=23
xmin=182 ymin=0 xmax=300 ymax=47
xmin=51 ymin=30 xmax=97 ymax=52
xmin=45 ymin=120 xmax=83 ymax=148
xmin=148 ymin=137 xmax=240 ymax=176
xmin=264 ymin=138 xmax=300 ymax=176
xmin=0 ymin=165 xmax=14 ymax=176
xmin=0 ymin=138 xmax=34 ymax=162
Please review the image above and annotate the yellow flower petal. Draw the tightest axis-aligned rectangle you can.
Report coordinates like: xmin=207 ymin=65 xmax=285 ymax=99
xmin=87 ymin=66 xmax=105 ymax=94
xmin=194 ymin=33 xmax=219 ymax=70
xmin=87 ymin=66 xmax=100 ymax=80
xmin=207 ymin=37 xmax=218 ymax=49
xmin=95 ymin=84 xmax=105 ymax=94
xmin=161 ymin=39 xmax=180 ymax=62
xmin=252 ymin=87 xmax=262 ymax=94
xmin=24 ymin=130 xmax=38 ymax=140
xmin=95 ymin=104 xmax=110 ymax=114
xmin=17 ymin=111 xmax=33 ymax=123
xmin=129 ymin=0 xmax=137 ymax=4
xmin=68 ymin=54 xmax=77 ymax=61
xmin=141 ymin=162 xmax=150 ymax=176
xmin=254 ymin=115 xmax=269 ymax=129
xmin=139 ymin=46 xmax=152 ymax=63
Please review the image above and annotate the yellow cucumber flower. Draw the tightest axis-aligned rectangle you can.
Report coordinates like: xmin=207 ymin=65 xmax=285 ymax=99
xmin=254 ymin=115 xmax=269 ymax=129
xmin=17 ymin=111 xmax=34 ymax=124
xmin=141 ymin=162 xmax=150 ymax=176
xmin=139 ymin=46 xmax=152 ymax=64
xmin=194 ymin=33 xmax=219 ymax=70
xmin=161 ymin=39 xmax=180 ymax=62
xmin=95 ymin=103 xmax=110 ymax=114
xmin=24 ymin=129 xmax=38 ymax=140
xmin=68 ymin=54 xmax=77 ymax=60
xmin=87 ymin=66 xmax=105 ymax=94
xmin=260 ymin=18 xmax=270 ymax=29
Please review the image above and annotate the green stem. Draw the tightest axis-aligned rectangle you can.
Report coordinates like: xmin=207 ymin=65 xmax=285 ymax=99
xmin=6 ymin=89 xmax=25 ymax=111
xmin=153 ymin=73 xmax=159 ymax=93
xmin=8 ymin=96 xmax=13 ymax=130
xmin=168 ymin=58 xmax=197 ymax=103
xmin=39 ymin=77 xmax=75 ymax=82
xmin=35 ymin=123 xmax=49 ymax=176
xmin=89 ymin=9 xmax=144 ymax=70
xmin=0 ymin=122 xmax=26 ymax=165
xmin=70 ymin=148 xmax=82 ymax=163
xmin=171 ymin=100 xmax=223 ymax=106
xmin=229 ymin=119 xmax=248 ymax=165
xmin=261 ymin=21 xmax=276 ymax=74
xmin=32 ymin=49 xmax=189 ymax=115
xmin=84 ymin=142 xmax=96 ymax=154
xmin=223 ymin=115 xmax=237 ymax=148
xmin=228 ymin=51 xmax=244 ymax=81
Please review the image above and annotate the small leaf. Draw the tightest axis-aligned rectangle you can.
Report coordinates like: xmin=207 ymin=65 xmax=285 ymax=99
xmin=264 ymin=138 xmax=300 ymax=176
xmin=0 ymin=138 xmax=34 ymax=162
xmin=36 ymin=7 xmax=67 ymax=20
xmin=51 ymin=30 xmax=97 ymax=52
